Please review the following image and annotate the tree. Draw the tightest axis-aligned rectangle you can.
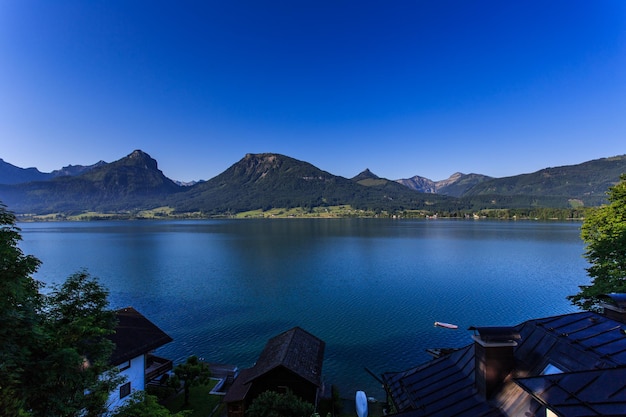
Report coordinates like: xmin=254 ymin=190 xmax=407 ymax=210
xmin=0 ymin=204 xmax=123 ymax=416
xmin=246 ymin=390 xmax=314 ymax=417
xmin=110 ymin=391 xmax=191 ymax=417
xmin=171 ymin=355 xmax=211 ymax=406
xmin=24 ymin=270 xmax=122 ymax=416
xmin=0 ymin=204 xmax=43 ymax=416
xmin=568 ymin=174 xmax=626 ymax=311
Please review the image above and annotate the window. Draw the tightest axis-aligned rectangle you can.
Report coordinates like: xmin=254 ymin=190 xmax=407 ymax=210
xmin=541 ymin=363 xmax=564 ymax=375
xmin=118 ymin=360 xmax=131 ymax=371
xmin=119 ymin=382 xmax=131 ymax=399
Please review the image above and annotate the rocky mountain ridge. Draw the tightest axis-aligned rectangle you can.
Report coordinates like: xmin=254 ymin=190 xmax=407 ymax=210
xmin=1 ymin=150 xmax=625 ymax=215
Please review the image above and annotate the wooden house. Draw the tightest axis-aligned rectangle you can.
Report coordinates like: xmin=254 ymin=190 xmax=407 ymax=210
xmin=106 ymin=307 xmax=173 ymax=412
xmin=382 ymin=293 xmax=626 ymax=416
xmin=224 ymin=327 xmax=325 ymax=417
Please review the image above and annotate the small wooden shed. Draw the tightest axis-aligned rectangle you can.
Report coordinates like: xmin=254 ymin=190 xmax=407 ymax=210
xmin=224 ymin=327 xmax=325 ymax=417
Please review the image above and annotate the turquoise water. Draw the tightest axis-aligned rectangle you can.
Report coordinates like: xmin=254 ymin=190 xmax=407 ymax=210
xmin=18 ymin=219 xmax=587 ymax=399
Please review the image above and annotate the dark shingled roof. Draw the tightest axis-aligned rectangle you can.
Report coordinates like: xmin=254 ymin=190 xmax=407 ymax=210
xmin=517 ymin=312 xmax=626 ymax=368
xmin=516 ymin=368 xmax=626 ymax=417
xmin=224 ymin=327 xmax=325 ymax=403
xmin=383 ymin=344 xmax=505 ymax=417
xmin=108 ymin=307 xmax=173 ymax=365
xmin=383 ymin=311 xmax=626 ymax=417
xmin=244 ymin=326 xmax=325 ymax=387
xmin=223 ymin=367 xmax=255 ymax=403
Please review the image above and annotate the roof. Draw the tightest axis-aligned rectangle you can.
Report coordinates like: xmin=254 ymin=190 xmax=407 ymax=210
xmin=516 ymin=368 xmax=626 ymax=417
xmin=515 ymin=312 xmax=626 ymax=369
xmin=245 ymin=326 xmax=325 ymax=386
xmin=108 ymin=307 xmax=173 ymax=365
xmin=223 ymin=367 xmax=255 ymax=403
xmin=383 ymin=344 xmax=504 ymax=417
xmin=383 ymin=311 xmax=626 ymax=417
xmin=224 ymin=327 xmax=325 ymax=403
xmin=468 ymin=326 xmax=521 ymax=344
xmin=600 ymin=292 xmax=626 ymax=310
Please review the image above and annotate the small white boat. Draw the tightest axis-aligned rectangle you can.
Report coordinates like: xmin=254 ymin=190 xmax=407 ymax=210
xmin=434 ymin=321 xmax=458 ymax=329
xmin=356 ymin=390 xmax=368 ymax=417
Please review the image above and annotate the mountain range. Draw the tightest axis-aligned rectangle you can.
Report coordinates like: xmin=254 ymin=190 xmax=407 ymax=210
xmin=0 ymin=150 xmax=625 ymax=216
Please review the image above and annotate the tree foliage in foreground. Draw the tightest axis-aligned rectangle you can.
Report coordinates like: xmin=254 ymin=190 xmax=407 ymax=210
xmin=26 ymin=271 xmax=122 ymax=417
xmin=171 ymin=355 xmax=211 ymax=407
xmin=0 ymin=204 xmax=42 ymax=415
xmin=246 ymin=389 xmax=315 ymax=417
xmin=0 ymin=203 xmax=121 ymax=416
xmin=110 ymin=391 xmax=191 ymax=417
xmin=568 ymin=174 xmax=626 ymax=311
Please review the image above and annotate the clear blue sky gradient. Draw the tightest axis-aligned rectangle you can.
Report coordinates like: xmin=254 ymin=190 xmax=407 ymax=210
xmin=1 ymin=1 xmax=625 ymax=182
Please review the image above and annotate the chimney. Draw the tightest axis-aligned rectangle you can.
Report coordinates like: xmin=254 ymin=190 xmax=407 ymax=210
xmin=469 ymin=326 xmax=521 ymax=399
xmin=600 ymin=293 xmax=626 ymax=324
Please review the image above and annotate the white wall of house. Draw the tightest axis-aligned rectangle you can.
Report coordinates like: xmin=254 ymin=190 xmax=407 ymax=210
xmin=107 ymin=354 xmax=146 ymax=412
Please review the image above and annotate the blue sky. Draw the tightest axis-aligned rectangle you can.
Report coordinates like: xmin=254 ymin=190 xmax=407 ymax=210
xmin=1 ymin=1 xmax=625 ymax=182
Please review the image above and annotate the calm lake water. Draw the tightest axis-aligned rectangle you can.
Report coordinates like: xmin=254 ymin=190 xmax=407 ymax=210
xmin=18 ymin=219 xmax=587 ymax=399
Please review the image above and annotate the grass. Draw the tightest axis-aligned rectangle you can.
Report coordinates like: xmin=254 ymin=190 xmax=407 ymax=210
xmin=18 ymin=204 xmax=415 ymax=221
xmin=233 ymin=205 xmax=385 ymax=218
xmin=67 ymin=211 xmax=129 ymax=220
xmin=19 ymin=205 xmax=411 ymax=221
xmin=137 ymin=206 xmax=177 ymax=218
xmin=165 ymin=381 xmax=223 ymax=417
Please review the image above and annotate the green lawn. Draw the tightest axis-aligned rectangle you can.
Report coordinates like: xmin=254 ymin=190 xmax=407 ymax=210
xmin=165 ymin=381 xmax=223 ymax=417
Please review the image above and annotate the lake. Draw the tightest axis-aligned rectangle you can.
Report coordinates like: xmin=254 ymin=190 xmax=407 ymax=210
xmin=17 ymin=218 xmax=588 ymax=399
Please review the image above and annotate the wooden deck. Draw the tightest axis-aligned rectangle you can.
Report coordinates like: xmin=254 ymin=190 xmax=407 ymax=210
xmin=145 ymin=354 xmax=173 ymax=382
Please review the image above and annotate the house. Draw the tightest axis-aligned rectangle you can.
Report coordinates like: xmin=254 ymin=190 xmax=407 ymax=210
xmin=383 ymin=293 xmax=626 ymax=417
xmin=224 ymin=327 xmax=325 ymax=417
xmin=106 ymin=307 xmax=173 ymax=411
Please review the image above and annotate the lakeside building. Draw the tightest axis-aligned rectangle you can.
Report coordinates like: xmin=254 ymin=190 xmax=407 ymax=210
xmin=106 ymin=307 xmax=173 ymax=412
xmin=224 ymin=327 xmax=325 ymax=417
xmin=383 ymin=294 xmax=626 ymax=417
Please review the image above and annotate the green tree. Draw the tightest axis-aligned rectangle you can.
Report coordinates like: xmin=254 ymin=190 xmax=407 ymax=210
xmin=0 ymin=204 xmax=124 ymax=416
xmin=246 ymin=390 xmax=314 ymax=417
xmin=0 ymin=204 xmax=43 ymax=416
xmin=171 ymin=355 xmax=211 ymax=406
xmin=24 ymin=271 xmax=122 ymax=417
xmin=568 ymin=174 xmax=626 ymax=311
xmin=110 ymin=391 xmax=191 ymax=417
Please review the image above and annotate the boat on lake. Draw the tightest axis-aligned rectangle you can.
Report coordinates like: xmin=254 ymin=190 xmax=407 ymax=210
xmin=434 ymin=321 xmax=458 ymax=329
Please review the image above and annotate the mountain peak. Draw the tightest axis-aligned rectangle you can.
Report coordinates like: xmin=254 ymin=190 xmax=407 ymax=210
xmin=448 ymin=172 xmax=464 ymax=180
xmin=244 ymin=153 xmax=281 ymax=165
xmin=129 ymin=149 xmax=147 ymax=157
xmin=0 ymin=159 xmax=51 ymax=184
xmin=121 ymin=150 xmax=158 ymax=170
xmin=238 ymin=153 xmax=286 ymax=179
xmin=51 ymin=160 xmax=106 ymax=177
xmin=351 ymin=168 xmax=380 ymax=182
xmin=395 ymin=175 xmax=436 ymax=193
